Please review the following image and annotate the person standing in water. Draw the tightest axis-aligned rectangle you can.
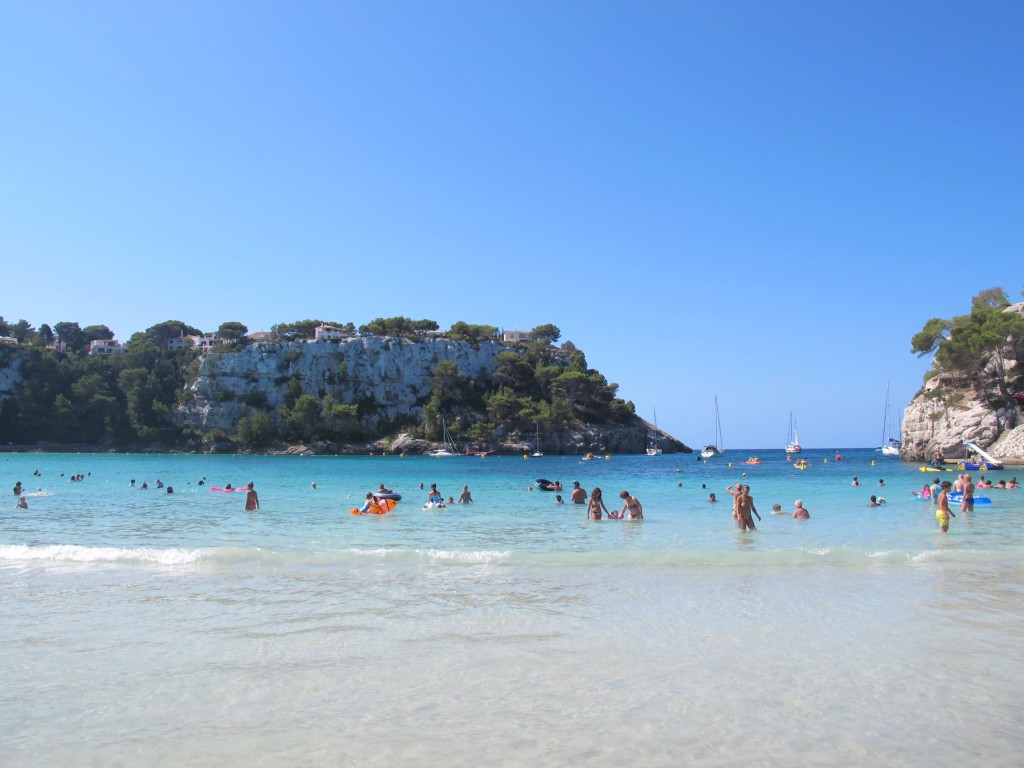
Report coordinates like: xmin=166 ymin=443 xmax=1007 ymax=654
xmin=961 ymin=473 xmax=975 ymax=514
xmin=587 ymin=488 xmax=608 ymax=520
xmin=618 ymin=490 xmax=643 ymax=520
xmin=936 ymin=480 xmax=955 ymax=532
xmin=245 ymin=482 xmax=259 ymax=511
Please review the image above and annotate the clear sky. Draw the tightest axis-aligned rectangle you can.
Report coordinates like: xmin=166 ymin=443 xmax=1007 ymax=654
xmin=2 ymin=2 xmax=1021 ymax=448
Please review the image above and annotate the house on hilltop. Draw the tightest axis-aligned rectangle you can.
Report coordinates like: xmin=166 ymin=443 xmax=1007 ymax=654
xmin=89 ymin=340 xmax=125 ymax=356
xmin=314 ymin=325 xmax=355 ymax=341
xmin=502 ymin=330 xmax=532 ymax=343
xmin=166 ymin=334 xmax=227 ymax=351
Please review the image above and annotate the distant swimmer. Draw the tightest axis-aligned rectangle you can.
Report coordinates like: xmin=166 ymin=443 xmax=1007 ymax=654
xmin=458 ymin=485 xmax=473 ymax=504
xmin=16 ymin=494 xmax=28 ymax=509
xmin=792 ymin=499 xmax=809 ymax=519
xmin=555 ymin=495 xmax=565 ymax=505
xmin=427 ymin=484 xmax=443 ymax=505
xmin=772 ymin=504 xmax=784 ymax=515
xmin=852 ymin=476 xmax=859 ymax=486
xmin=167 ymin=486 xmax=174 ymax=494
xmin=245 ymin=482 xmax=259 ymax=511
xmin=378 ymin=483 xmax=393 ymax=494
xmin=708 ymin=493 xmax=717 ymax=503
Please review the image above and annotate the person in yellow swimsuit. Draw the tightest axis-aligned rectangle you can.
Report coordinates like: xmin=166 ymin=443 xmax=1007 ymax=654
xmin=936 ymin=481 xmax=955 ymax=532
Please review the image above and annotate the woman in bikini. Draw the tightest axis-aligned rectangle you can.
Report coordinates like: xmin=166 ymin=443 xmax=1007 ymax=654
xmin=587 ymin=487 xmax=608 ymax=520
xmin=618 ymin=490 xmax=643 ymax=520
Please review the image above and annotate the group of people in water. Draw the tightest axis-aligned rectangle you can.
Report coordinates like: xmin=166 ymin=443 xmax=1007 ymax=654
xmin=551 ymin=481 xmax=643 ymax=520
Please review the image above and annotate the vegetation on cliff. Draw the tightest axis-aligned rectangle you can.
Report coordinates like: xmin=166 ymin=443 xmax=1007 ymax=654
xmin=0 ymin=316 xmax=638 ymax=451
xmin=911 ymin=287 xmax=1024 ymax=429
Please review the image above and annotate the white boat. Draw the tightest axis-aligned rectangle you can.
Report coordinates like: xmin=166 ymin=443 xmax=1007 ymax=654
xmin=700 ymin=396 xmax=724 ymax=459
xmin=785 ymin=412 xmax=801 ymax=454
xmin=429 ymin=418 xmax=459 ymax=457
xmin=879 ymin=382 xmax=902 ymax=456
xmin=531 ymin=423 xmax=543 ymax=457
xmin=645 ymin=408 xmax=663 ymax=456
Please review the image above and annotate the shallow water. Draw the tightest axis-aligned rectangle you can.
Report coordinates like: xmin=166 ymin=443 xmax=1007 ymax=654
xmin=2 ymin=450 xmax=1022 ymax=766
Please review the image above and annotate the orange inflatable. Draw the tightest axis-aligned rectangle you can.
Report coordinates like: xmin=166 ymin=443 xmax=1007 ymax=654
xmin=350 ymin=497 xmax=398 ymax=516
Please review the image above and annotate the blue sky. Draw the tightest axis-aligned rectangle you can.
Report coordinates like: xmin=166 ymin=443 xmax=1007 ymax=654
xmin=2 ymin=1 xmax=1021 ymax=448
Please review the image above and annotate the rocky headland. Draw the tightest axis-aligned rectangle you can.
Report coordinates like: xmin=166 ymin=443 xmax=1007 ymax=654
xmin=901 ymin=301 xmax=1024 ymax=465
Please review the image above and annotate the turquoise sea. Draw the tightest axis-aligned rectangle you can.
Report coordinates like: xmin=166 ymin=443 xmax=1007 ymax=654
xmin=3 ymin=449 xmax=1023 ymax=767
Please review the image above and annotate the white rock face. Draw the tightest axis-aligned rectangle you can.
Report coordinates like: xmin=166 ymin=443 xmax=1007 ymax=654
xmin=901 ymin=374 xmax=1010 ymax=458
xmin=901 ymin=302 xmax=1024 ymax=464
xmin=177 ymin=336 xmax=510 ymax=432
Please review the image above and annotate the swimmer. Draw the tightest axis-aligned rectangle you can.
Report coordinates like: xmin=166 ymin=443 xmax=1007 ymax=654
xmin=792 ymin=499 xmax=809 ymax=519
xmin=245 ymin=482 xmax=259 ymax=511
xmin=555 ymin=495 xmax=564 ymax=505
xmin=771 ymin=504 xmax=784 ymax=515
xmin=936 ymin=481 xmax=955 ymax=532
xmin=618 ymin=490 xmax=643 ymax=520
xmin=570 ymin=481 xmax=587 ymax=504
xmin=357 ymin=492 xmax=374 ymax=514
xmin=708 ymin=493 xmax=717 ymax=503
xmin=868 ymin=495 xmax=880 ymax=507
xmin=458 ymin=485 xmax=473 ymax=504
xmin=311 ymin=482 xmax=317 ymax=490
xmin=587 ymin=488 xmax=608 ymax=520
xmin=166 ymin=486 xmax=174 ymax=494
xmin=16 ymin=494 xmax=28 ymax=509
xmin=852 ymin=476 xmax=859 ymax=486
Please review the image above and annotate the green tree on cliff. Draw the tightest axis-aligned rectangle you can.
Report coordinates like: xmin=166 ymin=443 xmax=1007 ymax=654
xmin=912 ymin=287 xmax=1024 ymax=425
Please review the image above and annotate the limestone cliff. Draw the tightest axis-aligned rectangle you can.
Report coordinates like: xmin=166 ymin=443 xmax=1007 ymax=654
xmin=901 ymin=302 xmax=1024 ymax=464
xmin=175 ymin=336 xmax=691 ymax=454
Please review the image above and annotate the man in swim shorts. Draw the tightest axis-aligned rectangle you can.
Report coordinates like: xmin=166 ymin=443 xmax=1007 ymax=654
xmin=937 ymin=481 xmax=955 ymax=532
xmin=570 ymin=481 xmax=587 ymax=505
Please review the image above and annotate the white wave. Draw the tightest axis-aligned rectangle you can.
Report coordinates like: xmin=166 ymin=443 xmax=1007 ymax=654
xmin=800 ymin=547 xmax=834 ymax=557
xmin=424 ymin=549 xmax=510 ymax=564
xmin=0 ymin=544 xmax=208 ymax=566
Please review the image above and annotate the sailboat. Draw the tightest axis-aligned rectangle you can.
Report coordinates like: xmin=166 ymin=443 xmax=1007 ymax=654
xmin=532 ymin=423 xmax=544 ymax=457
xmin=429 ymin=417 xmax=459 ymax=457
xmin=879 ymin=383 xmax=902 ymax=457
xmin=785 ymin=412 xmax=801 ymax=454
xmin=645 ymin=408 xmax=663 ymax=456
xmin=700 ymin=396 xmax=724 ymax=459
